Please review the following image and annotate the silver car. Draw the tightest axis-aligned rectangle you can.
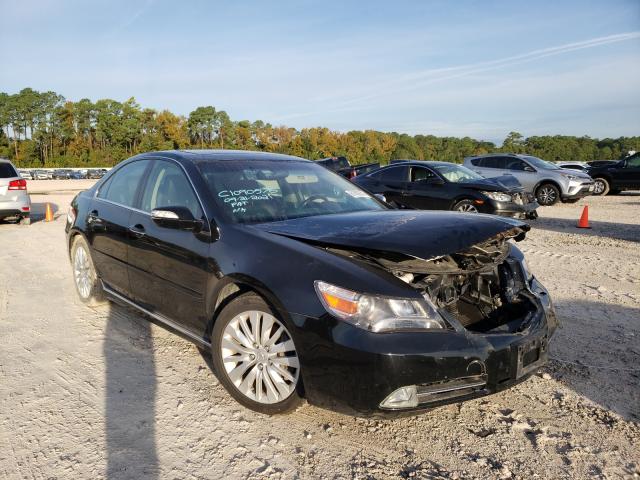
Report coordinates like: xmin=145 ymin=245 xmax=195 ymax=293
xmin=464 ymin=154 xmax=594 ymax=205
xmin=0 ymin=158 xmax=31 ymax=224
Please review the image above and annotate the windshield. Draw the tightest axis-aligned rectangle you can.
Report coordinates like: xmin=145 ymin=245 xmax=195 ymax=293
xmin=430 ymin=163 xmax=484 ymax=183
xmin=197 ymin=159 xmax=385 ymax=223
xmin=522 ymin=155 xmax=560 ymax=170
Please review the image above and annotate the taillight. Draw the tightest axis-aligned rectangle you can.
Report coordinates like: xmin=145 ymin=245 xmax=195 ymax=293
xmin=8 ymin=179 xmax=27 ymax=190
xmin=67 ymin=205 xmax=77 ymax=225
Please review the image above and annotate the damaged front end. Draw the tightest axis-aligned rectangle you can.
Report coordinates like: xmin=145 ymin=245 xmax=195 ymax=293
xmin=326 ymin=226 xmax=548 ymax=335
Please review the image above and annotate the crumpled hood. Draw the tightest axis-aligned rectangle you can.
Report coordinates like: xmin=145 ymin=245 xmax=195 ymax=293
xmin=253 ymin=210 xmax=528 ymax=260
xmin=461 ymin=174 xmax=524 ymax=192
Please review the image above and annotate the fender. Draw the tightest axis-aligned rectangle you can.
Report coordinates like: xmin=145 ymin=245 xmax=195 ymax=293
xmin=533 ymin=178 xmax=562 ymax=195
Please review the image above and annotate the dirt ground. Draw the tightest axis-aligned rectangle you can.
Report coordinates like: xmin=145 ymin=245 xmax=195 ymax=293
xmin=1 ymin=181 xmax=639 ymax=479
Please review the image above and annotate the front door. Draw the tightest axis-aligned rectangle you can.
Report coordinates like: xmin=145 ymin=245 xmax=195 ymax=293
xmin=127 ymin=159 xmax=210 ymax=334
xmin=404 ymin=166 xmax=449 ymax=210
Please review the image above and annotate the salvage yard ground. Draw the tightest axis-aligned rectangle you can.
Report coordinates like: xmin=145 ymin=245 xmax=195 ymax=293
xmin=1 ymin=180 xmax=639 ymax=479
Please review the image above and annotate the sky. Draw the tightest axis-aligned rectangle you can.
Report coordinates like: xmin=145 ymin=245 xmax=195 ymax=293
xmin=1 ymin=0 xmax=639 ymax=143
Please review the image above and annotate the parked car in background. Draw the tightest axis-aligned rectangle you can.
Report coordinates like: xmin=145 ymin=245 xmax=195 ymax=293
xmin=586 ymin=152 xmax=640 ymax=195
xmin=587 ymin=160 xmax=618 ymax=168
xmin=316 ymin=156 xmax=380 ymax=179
xmin=53 ymin=169 xmax=73 ymax=179
xmin=556 ymin=161 xmax=588 ymax=172
xmin=32 ymin=169 xmax=51 ymax=180
xmin=0 ymin=158 xmax=31 ymax=225
xmin=354 ymin=161 xmax=538 ymax=219
xmin=87 ymin=169 xmax=108 ymax=179
xmin=464 ymin=154 xmax=594 ymax=206
xmin=66 ymin=150 xmax=556 ymax=415
xmin=70 ymin=170 xmax=86 ymax=179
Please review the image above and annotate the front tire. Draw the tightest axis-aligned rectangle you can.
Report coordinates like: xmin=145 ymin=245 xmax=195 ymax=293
xmin=70 ymin=236 xmax=106 ymax=306
xmin=453 ymin=199 xmax=479 ymax=213
xmin=592 ymin=177 xmax=610 ymax=196
xmin=211 ymin=293 xmax=303 ymax=414
xmin=535 ymin=183 xmax=560 ymax=206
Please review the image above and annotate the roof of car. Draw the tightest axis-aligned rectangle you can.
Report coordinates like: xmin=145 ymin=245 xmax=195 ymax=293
xmin=464 ymin=153 xmax=524 ymax=159
xmin=385 ymin=160 xmax=458 ymax=167
xmin=134 ymin=149 xmax=310 ymax=163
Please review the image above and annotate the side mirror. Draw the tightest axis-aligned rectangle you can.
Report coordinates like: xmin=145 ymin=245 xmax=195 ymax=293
xmin=374 ymin=193 xmax=387 ymax=203
xmin=524 ymin=166 xmax=535 ymax=172
xmin=151 ymin=206 xmax=203 ymax=232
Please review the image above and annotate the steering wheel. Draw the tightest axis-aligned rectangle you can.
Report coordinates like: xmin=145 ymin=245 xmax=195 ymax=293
xmin=301 ymin=194 xmax=331 ymax=209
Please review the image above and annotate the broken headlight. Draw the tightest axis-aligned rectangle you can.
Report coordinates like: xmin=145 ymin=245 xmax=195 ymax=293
xmin=480 ymin=191 xmax=512 ymax=202
xmin=314 ymin=281 xmax=446 ymax=332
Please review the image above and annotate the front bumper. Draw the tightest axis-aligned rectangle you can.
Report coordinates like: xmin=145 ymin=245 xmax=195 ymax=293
xmin=484 ymin=197 xmax=539 ymax=219
xmin=562 ymin=181 xmax=594 ymax=200
xmin=292 ymin=278 xmax=557 ymax=416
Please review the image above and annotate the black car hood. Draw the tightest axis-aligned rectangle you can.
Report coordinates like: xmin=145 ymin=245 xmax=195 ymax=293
xmin=460 ymin=175 xmax=524 ymax=192
xmin=254 ymin=210 xmax=528 ymax=260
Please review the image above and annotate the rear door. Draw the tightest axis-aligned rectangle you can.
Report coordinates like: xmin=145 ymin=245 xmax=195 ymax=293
xmin=404 ymin=166 xmax=450 ymax=210
xmin=127 ymin=159 xmax=210 ymax=333
xmin=88 ymin=159 xmax=150 ymax=296
xmin=367 ymin=166 xmax=410 ymax=205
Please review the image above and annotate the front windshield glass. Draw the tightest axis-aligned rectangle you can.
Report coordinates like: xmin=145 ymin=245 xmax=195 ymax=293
xmin=430 ymin=163 xmax=484 ymax=183
xmin=523 ymin=155 xmax=560 ymax=170
xmin=197 ymin=159 xmax=385 ymax=223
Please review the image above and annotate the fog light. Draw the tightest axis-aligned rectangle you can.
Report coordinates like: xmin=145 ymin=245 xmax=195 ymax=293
xmin=380 ymin=385 xmax=418 ymax=409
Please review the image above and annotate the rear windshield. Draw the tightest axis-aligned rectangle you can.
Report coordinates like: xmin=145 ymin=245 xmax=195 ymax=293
xmin=197 ymin=159 xmax=384 ymax=223
xmin=0 ymin=163 xmax=17 ymax=178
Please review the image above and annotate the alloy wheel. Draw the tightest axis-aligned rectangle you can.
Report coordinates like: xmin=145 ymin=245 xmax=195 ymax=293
xmin=457 ymin=203 xmax=478 ymax=213
xmin=221 ymin=310 xmax=299 ymax=404
xmin=74 ymin=245 xmax=92 ymax=299
xmin=538 ymin=187 xmax=557 ymax=205
xmin=593 ymin=180 xmax=605 ymax=195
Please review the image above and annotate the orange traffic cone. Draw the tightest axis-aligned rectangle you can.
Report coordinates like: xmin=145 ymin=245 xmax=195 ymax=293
xmin=576 ymin=205 xmax=591 ymax=229
xmin=45 ymin=203 xmax=54 ymax=222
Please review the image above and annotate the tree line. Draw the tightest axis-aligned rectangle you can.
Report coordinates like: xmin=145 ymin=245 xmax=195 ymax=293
xmin=1 ymin=88 xmax=638 ymax=168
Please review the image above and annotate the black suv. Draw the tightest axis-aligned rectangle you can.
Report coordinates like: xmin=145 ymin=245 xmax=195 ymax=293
xmin=586 ymin=152 xmax=640 ymax=195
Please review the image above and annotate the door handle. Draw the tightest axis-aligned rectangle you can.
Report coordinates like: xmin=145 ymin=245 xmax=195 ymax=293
xmin=128 ymin=224 xmax=146 ymax=238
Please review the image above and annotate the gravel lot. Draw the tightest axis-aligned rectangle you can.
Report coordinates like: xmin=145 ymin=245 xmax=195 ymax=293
xmin=1 ymin=181 xmax=639 ymax=479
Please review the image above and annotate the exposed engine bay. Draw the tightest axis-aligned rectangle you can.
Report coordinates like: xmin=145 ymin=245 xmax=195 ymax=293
xmin=326 ymin=227 xmax=536 ymax=333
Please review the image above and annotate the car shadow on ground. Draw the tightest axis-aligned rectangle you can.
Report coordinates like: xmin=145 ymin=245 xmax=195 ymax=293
xmin=533 ymin=216 xmax=640 ymax=243
xmin=104 ymin=302 xmax=159 ymax=479
xmin=545 ymin=298 xmax=640 ymax=423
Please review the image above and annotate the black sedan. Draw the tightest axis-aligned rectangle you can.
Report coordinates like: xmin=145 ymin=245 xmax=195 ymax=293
xmin=353 ymin=161 xmax=539 ymax=219
xmin=66 ymin=150 xmax=556 ymax=416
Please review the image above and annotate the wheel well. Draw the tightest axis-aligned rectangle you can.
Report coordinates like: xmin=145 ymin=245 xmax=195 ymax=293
xmin=450 ymin=196 xmax=475 ymax=209
xmin=534 ymin=180 xmax=562 ymax=194
xmin=592 ymin=174 xmax=611 ymax=183
xmin=206 ymin=278 xmax=289 ymax=339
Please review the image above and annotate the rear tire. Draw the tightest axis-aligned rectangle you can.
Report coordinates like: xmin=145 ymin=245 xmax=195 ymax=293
xmin=211 ymin=293 xmax=303 ymax=415
xmin=592 ymin=177 xmax=610 ymax=196
xmin=535 ymin=183 xmax=560 ymax=206
xmin=70 ymin=236 xmax=106 ymax=306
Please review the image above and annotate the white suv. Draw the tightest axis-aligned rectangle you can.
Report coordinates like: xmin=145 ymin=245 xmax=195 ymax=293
xmin=0 ymin=159 xmax=31 ymax=224
xmin=464 ymin=154 xmax=594 ymax=206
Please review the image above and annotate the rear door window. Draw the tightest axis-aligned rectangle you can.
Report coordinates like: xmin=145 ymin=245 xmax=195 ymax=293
xmin=483 ymin=157 xmax=507 ymax=169
xmin=0 ymin=163 xmax=17 ymax=178
xmin=504 ymin=158 xmax=529 ymax=171
xmin=377 ymin=166 xmax=409 ymax=182
xmin=97 ymin=160 xmax=149 ymax=208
